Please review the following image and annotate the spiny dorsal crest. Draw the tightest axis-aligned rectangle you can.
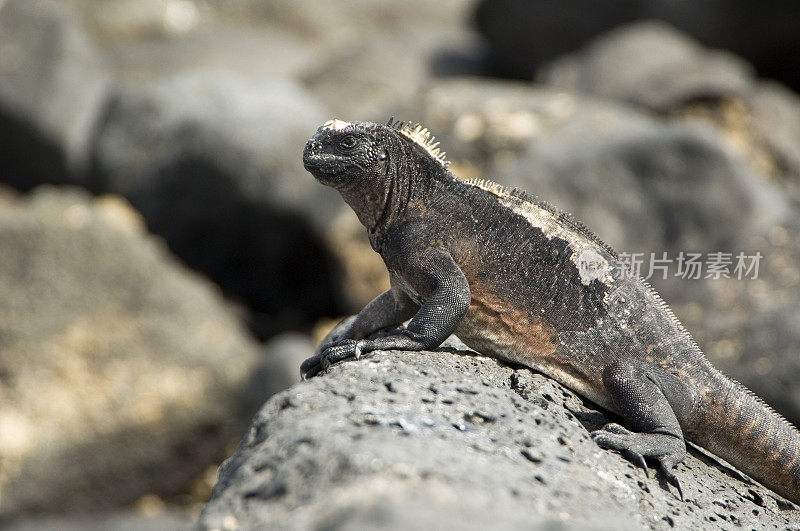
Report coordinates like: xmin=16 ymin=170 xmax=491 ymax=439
xmin=386 ymin=117 xmax=450 ymax=168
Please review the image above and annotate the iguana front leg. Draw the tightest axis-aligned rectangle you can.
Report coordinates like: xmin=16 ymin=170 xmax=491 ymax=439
xmin=301 ymin=248 xmax=471 ymax=379
xmin=300 ymin=286 xmax=416 ymax=379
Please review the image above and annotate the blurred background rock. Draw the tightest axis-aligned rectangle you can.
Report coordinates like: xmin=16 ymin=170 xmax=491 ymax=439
xmin=0 ymin=0 xmax=798 ymax=528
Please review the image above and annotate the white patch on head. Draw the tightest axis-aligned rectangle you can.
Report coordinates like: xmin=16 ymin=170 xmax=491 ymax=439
xmin=465 ymin=179 xmax=614 ymax=286
xmin=323 ymin=119 xmax=351 ymax=131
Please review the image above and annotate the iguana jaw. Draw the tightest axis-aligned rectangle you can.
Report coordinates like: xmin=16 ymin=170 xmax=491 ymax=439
xmin=303 ymin=126 xmax=391 ymax=230
xmin=302 ymin=138 xmax=351 ymax=186
xmin=303 ymin=151 xmax=340 ymax=176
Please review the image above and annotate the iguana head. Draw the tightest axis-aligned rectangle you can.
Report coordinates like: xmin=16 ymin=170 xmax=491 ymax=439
xmin=303 ymin=119 xmax=390 ymax=188
xmin=303 ymin=118 xmax=450 ymax=230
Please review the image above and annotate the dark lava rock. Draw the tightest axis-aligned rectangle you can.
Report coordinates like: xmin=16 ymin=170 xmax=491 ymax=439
xmin=474 ymin=0 xmax=644 ymax=79
xmin=537 ymin=22 xmax=754 ymax=112
xmin=88 ymin=71 xmax=341 ymax=337
xmin=535 ymin=22 xmax=800 ymax=186
xmin=199 ymin=339 xmax=799 ymax=530
xmin=474 ymin=0 xmax=800 ymax=91
xmin=498 ymin=119 xmax=782 ymax=256
xmin=0 ymin=0 xmax=109 ymax=189
xmin=0 ymin=188 xmax=264 ymax=517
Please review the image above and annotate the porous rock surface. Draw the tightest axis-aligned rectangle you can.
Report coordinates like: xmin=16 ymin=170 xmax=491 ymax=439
xmin=200 ymin=338 xmax=799 ymax=530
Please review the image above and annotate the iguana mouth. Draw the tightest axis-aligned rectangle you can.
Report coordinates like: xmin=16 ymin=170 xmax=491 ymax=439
xmin=303 ymin=153 xmax=345 ymax=175
xmin=302 ymin=135 xmax=342 ymax=171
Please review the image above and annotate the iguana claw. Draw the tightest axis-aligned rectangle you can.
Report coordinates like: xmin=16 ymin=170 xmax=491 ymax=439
xmin=300 ymin=339 xmax=361 ymax=379
xmin=591 ymin=422 xmax=686 ymax=498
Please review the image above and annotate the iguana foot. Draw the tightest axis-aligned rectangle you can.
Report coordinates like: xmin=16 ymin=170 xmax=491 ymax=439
xmin=591 ymin=423 xmax=684 ymax=498
xmin=300 ymin=331 xmax=430 ymax=380
xmin=300 ymin=339 xmax=362 ymax=379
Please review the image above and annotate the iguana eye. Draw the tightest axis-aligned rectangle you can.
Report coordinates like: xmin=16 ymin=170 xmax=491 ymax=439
xmin=339 ymin=135 xmax=358 ymax=150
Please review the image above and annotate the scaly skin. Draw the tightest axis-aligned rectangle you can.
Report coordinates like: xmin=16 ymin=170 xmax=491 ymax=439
xmin=300 ymin=118 xmax=800 ymax=505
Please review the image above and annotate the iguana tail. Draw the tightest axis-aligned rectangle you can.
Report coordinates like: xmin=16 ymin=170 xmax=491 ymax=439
xmin=690 ymin=374 xmax=800 ymax=505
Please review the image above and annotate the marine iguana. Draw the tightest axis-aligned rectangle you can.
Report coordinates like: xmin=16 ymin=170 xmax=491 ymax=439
xmin=299 ymin=118 xmax=800 ymax=506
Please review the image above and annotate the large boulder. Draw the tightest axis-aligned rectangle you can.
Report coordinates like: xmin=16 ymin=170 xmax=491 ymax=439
xmin=0 ymin=188 xmax=264 ymax=517
xmin=474 ymin=0 xmax=643 ymax=79
xmin=474 ymin=0 xmax=800 ymax=91
xmin=88 ymin=71 xmax=342 ymax=337
xmin=537 ymin=22 xmax=754 ymax=112
xmin=200 ymin=341 xmax=799 ymax=529
xmin=536 ymin=22 xmax=800 ymax=184
xmin=0 ymin=0 xmax=109 ymax=189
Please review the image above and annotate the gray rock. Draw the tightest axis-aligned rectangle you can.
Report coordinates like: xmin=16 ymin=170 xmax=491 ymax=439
xmin=0 ymin=0 xmax=109 ymax=188
xmin=644 ymin=0 xmax=800 ymax=93
xmin=200 ymin=341 xmax=799 ymax=530
xmin=474 ymin=0 xmax=643 ymax=80
xmin=474 ymin=0 xmax=800 ymax=91
xmin=0 ymin=188 xmax=265 ymax=516
xmin=501 ymin=121 xmax=779 ymax=256
xmin=88 ymin=70 xmax=342 ymax=337
xmin=409 ymin=79 xmax=790 ymax=256
xmin=89 ymin=70 xmax=332 ymax=224
xmin=535 ymin=21 xmax=800 ymax=185
xmin=749 ymin=81 xmax=800 ymax=184
xmin=537 ymin=22 xmax=754 ymax=112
